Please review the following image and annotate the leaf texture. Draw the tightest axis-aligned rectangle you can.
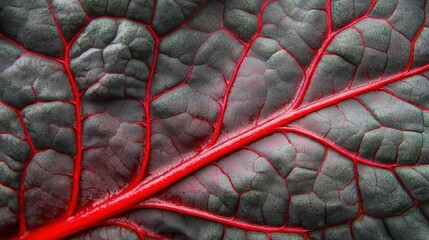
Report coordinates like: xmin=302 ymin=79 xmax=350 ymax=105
xmin=0 ymin=0 xmax=429 ymax=239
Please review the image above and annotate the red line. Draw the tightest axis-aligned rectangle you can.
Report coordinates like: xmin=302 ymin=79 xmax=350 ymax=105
xmin=76 ymin=0 xmax=91 ymax=20
xmin=157 ymin=0 xmax=208 ymax=38
xmin=63 ymin=34 xmax=83 ymax=217
xmin=138 ymin=202 xmax=310 ymax=234
xmin=207 ymin=0 xmax=267 ymax=146
xmin=291 ymin=1 xmax=377 ymax=109
xmin=276 ymin=127 xmax=398 ymax=169
xmin=0 ymin=33 xmax=66 ymax=64
xmin=150 ymin=66 xmax=193 ymax=102
xmin=16 ymin=63 xmax=429 ymax=240
xmin=127 ymin=26 xmax=159 ymax=187
xmin=103 ymin=219 xmax=163 ymax=240
xmin=277 ymin=126 xmax=424 ymax=218
xmin=148 ymin=0 xmax=157 ymax=24
xmin=406 ymin=1 xmax=427 ymax=70
xmin=17 ymin=110 xmax=37 ymax=235
xmin=47 ymin=3 xmax=83 ymax=217
xmin=326 ymin=0 xmax=333 ymax=36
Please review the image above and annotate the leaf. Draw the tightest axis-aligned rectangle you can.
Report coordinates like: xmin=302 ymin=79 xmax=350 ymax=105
xmin=1 ymin=0 xmax=429 ymax=239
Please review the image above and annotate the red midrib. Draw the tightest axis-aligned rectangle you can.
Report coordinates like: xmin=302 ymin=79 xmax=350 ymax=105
xmin=17 ymin=63 xmax=429 ymax=240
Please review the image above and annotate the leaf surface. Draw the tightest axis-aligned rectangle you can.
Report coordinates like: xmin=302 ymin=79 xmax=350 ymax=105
xmin=1 ymin=0 xmax=429 ymax=239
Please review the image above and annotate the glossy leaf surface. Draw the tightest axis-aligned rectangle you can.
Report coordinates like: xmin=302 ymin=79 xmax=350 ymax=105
xmin=1 ymin=0 xmax=429 ymax=239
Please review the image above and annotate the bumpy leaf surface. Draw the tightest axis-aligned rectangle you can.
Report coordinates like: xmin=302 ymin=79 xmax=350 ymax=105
xmin=1 ymin=0 xmax=429 ymax=239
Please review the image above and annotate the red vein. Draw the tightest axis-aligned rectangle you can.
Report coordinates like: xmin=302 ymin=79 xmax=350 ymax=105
xmin=150 ymin=65 xmax=193 ymax=102
xmin=326 ymin=0 xmax=333 ymax=36
xmin=103 ymin=219 xmax=162 ymax=240
xmin=406 ymin=1 xmax=427 ymax=70
xmin=138 ymin=201 xmax=309 ymax=234
xmin=276 ymin=127 xmax=401 ymax=169
xmin=207 ymin=0 xmax=267 ymax=146
xmin=148 ymin=0 xmax=157 ymax=24
xmin=16 ymin=111 xmax=36 ymax=235
xmin=127 ymin=26 xmax=159 ymax=188
xmin=47 ymin=3 xmax=83 ymax=217
xmin=157 ymin=0 xmax=208 ymax=39
xmin=291 ymin=1 xmax=377 ymax=109
xmin=0 ymin=40 xmax=41 ymax=237
xmin=0 ymin=33 xmax=64 ymax=64
xmin=17 ymin=62 xmax=429 ymax=240
xmin=277 ymin=126 xmax=424 ymax=217
xmin=242 ymin=146 xmax=291 ymax=224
